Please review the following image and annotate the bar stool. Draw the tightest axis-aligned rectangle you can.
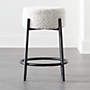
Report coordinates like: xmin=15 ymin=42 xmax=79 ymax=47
xmin=20 ymin=7 xmax=68 ymax=82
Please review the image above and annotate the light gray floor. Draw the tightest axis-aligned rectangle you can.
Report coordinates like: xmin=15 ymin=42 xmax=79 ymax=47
xmin=0 ymin=48 xmax=90 ymax=90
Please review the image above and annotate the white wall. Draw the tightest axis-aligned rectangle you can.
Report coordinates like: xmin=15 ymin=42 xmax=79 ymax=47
xmin=0 ymin=0 xmax=79 ymax=48
xmin=78 ymin=0 xmax=90 ymax=54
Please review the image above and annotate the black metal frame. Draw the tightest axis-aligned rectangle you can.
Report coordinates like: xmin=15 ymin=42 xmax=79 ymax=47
xmin=20 ymin=18 xmax=67 ymax=82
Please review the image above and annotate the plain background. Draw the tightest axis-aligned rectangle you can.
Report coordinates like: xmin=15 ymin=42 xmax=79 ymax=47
xmin=0 ymin=0 xmax=89 ymax=53
xmin=0 ymin=0 xmax=79 ymax=47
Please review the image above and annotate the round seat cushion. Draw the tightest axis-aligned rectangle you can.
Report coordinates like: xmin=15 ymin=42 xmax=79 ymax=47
xmin=23 ymin=7 xmax=65 ymax=29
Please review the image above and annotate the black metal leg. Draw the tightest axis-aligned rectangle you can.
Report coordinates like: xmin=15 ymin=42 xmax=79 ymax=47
xmin=58 ymin=18 xmax=65 ymax=81
xmin=24 ymin=19 xmax=30 ymax=81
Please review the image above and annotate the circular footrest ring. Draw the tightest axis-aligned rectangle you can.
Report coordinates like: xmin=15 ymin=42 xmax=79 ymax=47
xmin=20 ymin=57 xmax=68 ymax=67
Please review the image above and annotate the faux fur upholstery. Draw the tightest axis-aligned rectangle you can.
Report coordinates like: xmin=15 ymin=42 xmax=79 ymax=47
xmin=23 ymin=7 xmax=65 ymax=29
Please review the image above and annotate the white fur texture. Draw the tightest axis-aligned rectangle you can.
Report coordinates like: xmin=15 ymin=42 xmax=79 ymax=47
xmin=23 ymin=7 xmax=65 ymax=29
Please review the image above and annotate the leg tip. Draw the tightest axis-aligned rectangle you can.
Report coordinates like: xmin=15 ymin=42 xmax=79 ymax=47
xmin=24 ymin=78 xmax=26 ymax=81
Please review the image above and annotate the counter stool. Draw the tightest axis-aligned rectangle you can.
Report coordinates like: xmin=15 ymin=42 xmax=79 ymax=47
xmin=20 ymin=7 xmax=68 ymax=82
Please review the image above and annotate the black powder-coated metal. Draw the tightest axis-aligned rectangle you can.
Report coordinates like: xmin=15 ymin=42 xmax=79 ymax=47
xmin=20 ymin=57 xmax=67 ymax=66
xmin=22 ymin=18 xmax=67 ymax=82
xmin=24 ymin=19 xmax=30 ymax=81
xmin=58 ymin=18 xmax=65 ymax=81
xmin=28 ymin=28 xmax=59 ymax=30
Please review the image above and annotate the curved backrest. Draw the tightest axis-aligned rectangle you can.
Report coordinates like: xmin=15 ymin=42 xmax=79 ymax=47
xmin=23 ymin=7 xmax=65 ymax=29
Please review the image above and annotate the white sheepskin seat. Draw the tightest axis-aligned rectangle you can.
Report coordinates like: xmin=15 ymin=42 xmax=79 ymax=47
xmin=23 ymin=7 xmax=65 ymax=29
